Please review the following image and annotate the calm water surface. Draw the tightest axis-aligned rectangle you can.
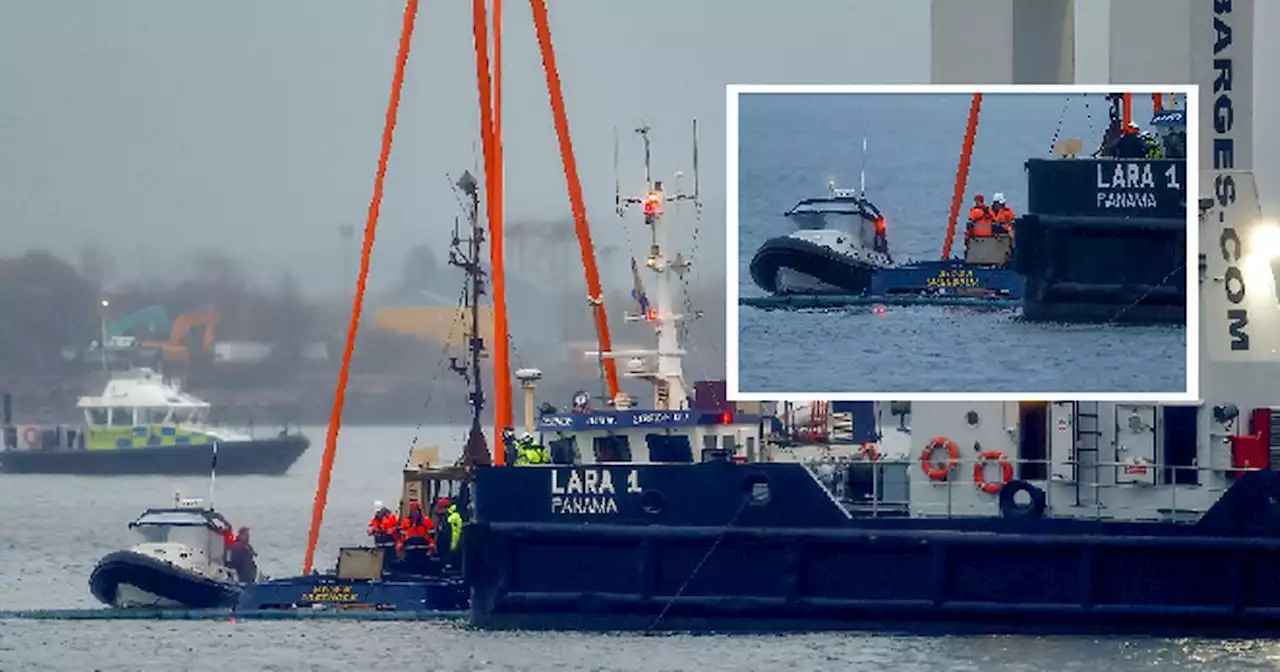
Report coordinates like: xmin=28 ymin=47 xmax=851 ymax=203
xmin=2 ymin=426 xmax=1268 ymax=671
xmin=735 ymin=94 xmax=1187 ymax=394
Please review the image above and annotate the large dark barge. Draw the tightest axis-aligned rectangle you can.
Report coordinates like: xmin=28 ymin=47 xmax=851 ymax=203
xmin=461 ymin=164 xmax=1266 ymax=635
xmin=1015 ymin=157 xmax=1187 ymax=324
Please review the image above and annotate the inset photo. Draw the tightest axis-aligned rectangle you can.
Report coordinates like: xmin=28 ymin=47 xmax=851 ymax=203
xmin=727 ymin=85 xmax=1197 ymax=400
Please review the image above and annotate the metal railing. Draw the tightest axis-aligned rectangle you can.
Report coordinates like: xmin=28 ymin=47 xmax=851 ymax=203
xmin=799 ymin=454 xmax=1257 ymax=523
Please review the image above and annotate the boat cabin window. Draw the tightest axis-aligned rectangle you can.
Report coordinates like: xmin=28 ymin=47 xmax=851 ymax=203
xmin=87 ymin=408 xmax=109 ymax=426
xmin=548 ymin=436 xmax=578 ymax=464
xmin=593 ymin=435 xmax=632 ymax=462
xmin=645 ymin=433 xmax=693 ymax=463
xmin=702 ymin=435 xmax=717 ymax=452
xmin=109 ymin=408 xmax=136 ymax=427
xmin=141 ymin=408 xmax=171 ymax=424
xmin=130 ymin=513 xmax=227 ymax=560
xmin=721 ymin=435 xmax=737 ymax=452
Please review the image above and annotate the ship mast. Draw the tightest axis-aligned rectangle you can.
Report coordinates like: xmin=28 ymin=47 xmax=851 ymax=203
xmin=603 ymin=122 xmax=701 ymax=410
xmin=449 ymin=170 xmax=492 ymax=467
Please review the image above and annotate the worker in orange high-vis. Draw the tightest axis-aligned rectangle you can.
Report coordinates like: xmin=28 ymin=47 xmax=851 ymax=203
xmin=872 ymin=216 xmax=889 ymax=255
xmin=397 ymin=500 xmax=435 ymax=554
xmin=368 ymin=501 xmax=399 ymax=542
xmin=990 ymin=193 xmax=1015 ymax=238
xmin=967 ymin=194 xmax=994 ymax=240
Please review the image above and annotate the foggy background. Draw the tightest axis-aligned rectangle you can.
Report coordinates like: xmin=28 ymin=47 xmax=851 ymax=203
xmin=0 ymin=1 xmax=1276 ymax=417
xmin=1 ymin=1 xmax=1275 ymax=291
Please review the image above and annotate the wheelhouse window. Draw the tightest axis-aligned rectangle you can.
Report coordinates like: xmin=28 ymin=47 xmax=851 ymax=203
xmin=593 ymin=435 xmax=632 ymax=462
xmin=109 ymin=408 xmax=135 ymax=427
xmin=142 ymin=408 xmax=171 ymax=424
xmin=87 ymin=408 xmax=108 ymax=426
xmin=548 ymin=436 xmax=578 ymax=464
xmin=645 ymin=433 xmax=693 ymax=463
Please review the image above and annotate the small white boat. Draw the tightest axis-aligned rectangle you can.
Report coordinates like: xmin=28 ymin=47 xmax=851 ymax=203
xmin=88 ymin=494 xmax=251 ymax=609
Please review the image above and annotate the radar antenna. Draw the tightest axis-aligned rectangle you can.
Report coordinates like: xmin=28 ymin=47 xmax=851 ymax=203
xmin=597 ymin=122 xmax=702 ymax=410
xmin=447 ymin=169 xmax=491 ymax=467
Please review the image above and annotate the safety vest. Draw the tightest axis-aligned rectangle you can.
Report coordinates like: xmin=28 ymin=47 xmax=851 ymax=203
xmin=368 ymin=514 xmax=398 ymax=537
xmin=1143 ymin=137 xmax=1162 ymax=158
xmin=447 ymin=505 xmax=463 ymax=552
xmin=969 ymin=206 xmax=993 ymax=237
xmin=515 ymin=443 xmax=549 ymax=465
xmin=400 ymin=515 xmax=432 ymax=539
xmin=992 ymin=208 xmax=1015 ymax=225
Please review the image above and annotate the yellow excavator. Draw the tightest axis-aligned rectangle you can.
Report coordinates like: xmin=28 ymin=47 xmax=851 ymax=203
xmin=140 ymin=309 xmax=220 ymax=361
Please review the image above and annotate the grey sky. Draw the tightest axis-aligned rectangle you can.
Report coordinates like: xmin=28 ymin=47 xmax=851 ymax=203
xmin=0 ymin=0 xmax=1275 ymax=297
xmin=0 ymin=0 xmax=927 ymax=296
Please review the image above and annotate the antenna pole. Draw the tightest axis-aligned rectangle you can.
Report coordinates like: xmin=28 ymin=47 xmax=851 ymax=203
xmin=208 ymin=440 xmax=218 ymax=509
xmin=448 ymin=172 xmax=491 ymax=467
xmin=859 ymin=136 xmax=867 ymax=198
xmin=692 ymin=119 xmax=701 ymax=215
xmin=614 ymin=127 xmax=622 ymax=216
xmin=614 ymin=123 xmax=700 ymax=410
xmin=637 ymin=124 xmax=652 ymax=187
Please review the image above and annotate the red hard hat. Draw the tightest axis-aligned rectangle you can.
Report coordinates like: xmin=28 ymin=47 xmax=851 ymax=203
xmin=436 ymin=498 xmax=451 ymax=511
xmin=974 ymin=194 xmax=985 ymax=202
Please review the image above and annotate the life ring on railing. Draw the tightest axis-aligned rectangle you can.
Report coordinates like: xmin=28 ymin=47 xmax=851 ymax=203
xmin=858 ymin=443 xmax=880 ymax=461
xmin=22 ymin=427 xmax=40 ymax=448
xmin=920 ymin=437 xmax=959 ymax=481
xmin=973 ymin=450 xmax=1013 ymax=494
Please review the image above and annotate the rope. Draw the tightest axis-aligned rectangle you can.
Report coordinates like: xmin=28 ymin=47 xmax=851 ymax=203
xmin=1096 ymin=260 xmax=1187 ymax=326
xmin=529 ymin=0 xmax=621 ymax=402
xmin=302 ymin=0 xmax=419 ymax=576
xmin=403 ymin=281 xmax=471 ymax=468
xmin=645 ymin=498 xmax=749 ymax=633
xmin=1046 ymin=95 xmax=1071 ymax=156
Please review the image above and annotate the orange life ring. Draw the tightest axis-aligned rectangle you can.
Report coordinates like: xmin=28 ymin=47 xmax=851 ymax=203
xmin=22 ymin=427 xmax=40 ymax=447
xmin=974 ymin=450 xmax=1013 ymax=494
xmin=858 ymin=443 xmax=880 ymax=461
xmin=920 ymin=437 xmax=959 ymax=481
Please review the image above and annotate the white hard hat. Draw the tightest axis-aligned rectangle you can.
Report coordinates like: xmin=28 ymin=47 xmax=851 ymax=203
xmin=520 ymin=431 xmax=533 ymax=440
xmin=1127 ymin=120 xmax=1139 ymax=128
xmin=992 ymin=193 xmax=1006 ymax=204
xmin=373 ymin=500 xmax=383 ymax=511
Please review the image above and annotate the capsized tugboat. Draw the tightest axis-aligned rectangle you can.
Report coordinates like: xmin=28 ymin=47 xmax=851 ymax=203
xmin=0 ymin=368 xmax=310 ymax=475
xmin=237 ymin=171 xmax=495 ymax=614
xmin=464 ymin=161 xmax=1280 ymax=635
xmin=749 ymin=151 xmax=894 ymax=296
xmin=89 ymin=494 xmax=250 ymax=609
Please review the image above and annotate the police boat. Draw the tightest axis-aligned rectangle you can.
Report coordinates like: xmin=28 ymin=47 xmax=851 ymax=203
xmin=89 ymin=495 xmax=247 ymax=609
xmin=749 ymin=180 xmax=894 ymax=295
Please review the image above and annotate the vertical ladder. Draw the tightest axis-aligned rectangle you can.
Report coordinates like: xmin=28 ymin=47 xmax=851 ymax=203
xmin=1074 ymin=401 xmax=1103 ymax=507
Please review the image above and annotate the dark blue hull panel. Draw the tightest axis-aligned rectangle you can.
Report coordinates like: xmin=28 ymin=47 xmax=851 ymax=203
xmin=0 ymin=434 xmax=310 ymax=476
xmin=238 ymin=573 xmax=467 ymax=612
xmin=464 ymin=464 xmax=1280 ymax=634
xmin=867 ymin=260 xmax=1024 ymax=298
